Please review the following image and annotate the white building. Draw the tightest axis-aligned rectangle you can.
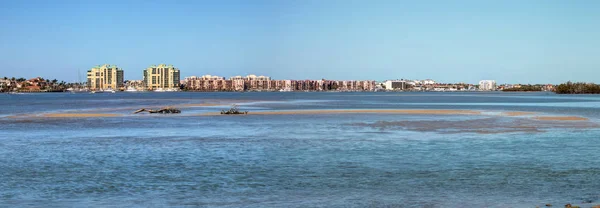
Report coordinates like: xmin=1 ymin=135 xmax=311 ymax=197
xmin=0 ymin=78 xmax=11 ymax=91
xmin=422 ymin=79 xmax=436 ymax=85
xmin=478 ymin=80 xmax=497 ymax=91
xmin=384 ymin=80 xmax=408 ymax=90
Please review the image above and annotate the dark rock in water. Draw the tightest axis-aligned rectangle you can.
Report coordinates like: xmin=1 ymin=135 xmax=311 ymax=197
xmin=134 ymin=108 xmax=181 ymax=114
xmin=564 ymin=204 xmax=571 ymax=208
xmin=545 ymin=204 xmax=552 ymax=207
xmin=220 ymin=104 xmax=248 ymax=115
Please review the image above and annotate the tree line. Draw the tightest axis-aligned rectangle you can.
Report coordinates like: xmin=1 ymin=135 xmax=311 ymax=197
xmin=1 ymin=76 xmax=85 ymax=92
xmin=555 ymin=82 xmax=600 ymax=94
xmin=502 ymin=85 xmax=542 ymax=92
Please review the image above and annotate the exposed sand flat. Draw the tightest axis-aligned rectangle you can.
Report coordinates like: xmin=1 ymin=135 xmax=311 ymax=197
xmin=178 ymin=103 xmax=222 ymax=107
xmin=351 ymin=117 xmax=598 ymax=134
xmin=5 ymin=114 xmax=30 ymax=119
xmin=41 ymin=113 xmax=121 ymax=118
xmin=200 ymin=109 xmax=482 ymax=116
xmin=502 ymin=111 xmax=536 ymax=116
xmin=534 ymin=116 xmax=589 ymax=121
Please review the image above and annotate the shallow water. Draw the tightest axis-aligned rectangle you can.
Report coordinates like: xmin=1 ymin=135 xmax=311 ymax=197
xmin=1 ymin=92 xmax=600 ymax=207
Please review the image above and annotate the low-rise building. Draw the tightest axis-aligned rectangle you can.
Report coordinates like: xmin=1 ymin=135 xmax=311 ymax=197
xmin=0 ymin=78 xmax=11 ymax=91
xmin=542 ymin=84 xmax=555 ymax=92
xmin=384 ymin=80 xmax=408 ymax=90
xmin=22 ymin=77 xmax=49 ymax=91
xmin=422 ymin=79 xmax=436 ymax=85
xmin=124 ymin=80 xmax=145 ymax=90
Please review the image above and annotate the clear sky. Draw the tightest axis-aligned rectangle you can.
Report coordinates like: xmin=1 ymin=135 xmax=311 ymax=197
xmin=0 ymin=0 xmax=598 ymax=84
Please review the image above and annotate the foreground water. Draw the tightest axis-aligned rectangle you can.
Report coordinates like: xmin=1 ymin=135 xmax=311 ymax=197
xmin=1 ymin=92 xmax=600 ymax=207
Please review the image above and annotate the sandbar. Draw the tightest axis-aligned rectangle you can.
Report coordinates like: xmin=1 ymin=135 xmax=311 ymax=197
xmin=178 ymin=103 xmax=221 ymax=107
xmin=41 ymin=113 xmax=121 ymax=118
xmin=351 ymin=117 xmax=598 ymax=134
xmin=502 ymin=111 xmax=536 ymax=116
xmin=534 ymin=116 xmax=589 ymax=121
xmin=200 ymin=109 xmax=482 ymax=116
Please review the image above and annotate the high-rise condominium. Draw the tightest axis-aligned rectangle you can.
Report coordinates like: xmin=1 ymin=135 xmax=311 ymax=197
xmin=143 ymin=64 xmax=180 ymax=90
xmin=87 ymin=64 xmax=124 ymax=90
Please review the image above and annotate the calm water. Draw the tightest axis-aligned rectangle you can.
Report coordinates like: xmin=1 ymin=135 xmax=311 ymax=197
xmin=1 ymin=92 xmax=600 ymax=207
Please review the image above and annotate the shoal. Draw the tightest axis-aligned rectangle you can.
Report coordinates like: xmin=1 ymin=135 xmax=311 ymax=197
xmin=533 ymin=116 xmax=589 ymax=121
xmin=41 ymin=113 xmax=121 ymax=118
xmin=200 ymin=109 xmax=482 ymax=116
xmin=502 ymin=111 xmax=536 ymax=116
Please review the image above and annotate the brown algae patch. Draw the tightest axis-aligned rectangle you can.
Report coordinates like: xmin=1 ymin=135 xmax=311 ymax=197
xmin=534 ymin=116 xmax=589 ymax=121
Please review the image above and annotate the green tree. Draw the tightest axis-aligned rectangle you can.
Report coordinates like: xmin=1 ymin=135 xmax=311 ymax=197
xmin=555 ymin=81 xmax=600 ymax=94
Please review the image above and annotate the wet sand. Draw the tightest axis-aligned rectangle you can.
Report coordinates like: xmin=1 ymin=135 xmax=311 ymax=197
xmin=41 ymin=113 xmax=121 ymax=118
xmin=503 ymin=111 xmax=536 ymax=116
xmin=351 ymin=117 xmax=599 ymax=134
xmin=4 ymin=109 xmax=593 ymax=131
xmin=534 ymin=116 xmax=589 ymax=121
xmin=178 ymin=103 xmax=222 ymax=107
xmin=200 ymin=109 xmax=482 ymax=116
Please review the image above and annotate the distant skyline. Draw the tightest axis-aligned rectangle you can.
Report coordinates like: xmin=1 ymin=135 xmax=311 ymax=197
xmin=1 ymin=0 xmax=599 ymax=84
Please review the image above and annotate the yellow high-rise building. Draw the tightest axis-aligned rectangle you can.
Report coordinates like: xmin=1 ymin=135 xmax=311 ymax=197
xmin=143 ymin=64 xmax=181 ymax=90
xmin=87 ymin=64 xmax=124 ymax=90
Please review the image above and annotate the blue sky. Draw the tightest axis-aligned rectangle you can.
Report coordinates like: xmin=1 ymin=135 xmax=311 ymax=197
xmin=0 ymin=0 xmax=598 ymax=84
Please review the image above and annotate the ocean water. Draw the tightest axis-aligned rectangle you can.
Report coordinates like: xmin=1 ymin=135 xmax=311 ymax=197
xmin=1 ymin=92 xmax=600 ymax=207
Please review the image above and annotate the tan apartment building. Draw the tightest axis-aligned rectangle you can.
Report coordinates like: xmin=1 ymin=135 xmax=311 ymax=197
xmin=143 ymin=64 xmax=180 ymax=90
xmin=230 ymin=76 xmax=245 ymax=91
xmin=87 ymin=64 xmax=124 ymax=90
xmin=246 ymin=75 xmax=271 ymax=91
xmin=184 ymin=75 xmax=232 ymax=91
xmin=228 ymin=75 xmax=271 ymax=91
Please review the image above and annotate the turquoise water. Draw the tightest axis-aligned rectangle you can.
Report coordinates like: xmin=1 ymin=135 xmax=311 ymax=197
xmin=1 ymin=92 xmax=600 ymax=207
